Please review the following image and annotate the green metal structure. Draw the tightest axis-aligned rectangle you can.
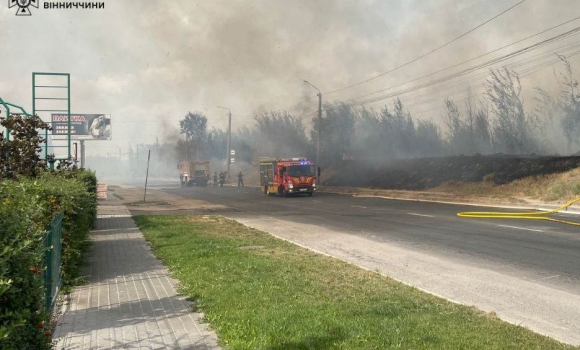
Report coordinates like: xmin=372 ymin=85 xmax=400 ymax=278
xmin=0 ymin=96 xmax=32 ymax=141
xmin=32 ymin=72 xmax=71 ymax=160
xmin=43 ymin=213 xmax=63 ymax=312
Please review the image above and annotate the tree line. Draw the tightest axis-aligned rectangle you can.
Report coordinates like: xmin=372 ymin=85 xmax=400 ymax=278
xmin=175 ymin=57 xmax=580 ymax=169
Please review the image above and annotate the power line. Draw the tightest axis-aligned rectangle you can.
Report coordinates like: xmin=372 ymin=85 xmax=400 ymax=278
xmin=344 ymin=16 xmax=580 ymax=104
xmin=323 ymin=0 xmax=529 ymax=95
xmin=294 ymin=38 xmax=579 ymax=121
xmin=353 ymin=29 xmax=580 ymax=106
xmin=358 ymin=39 xmax=580 ymax=112
xmin=350 ymin=27 xmax=580 ymax=106
xmin=279 ymin=15 xmax=580 ymax=118
xmin=369 ymin=48 xmax=580 ymax=117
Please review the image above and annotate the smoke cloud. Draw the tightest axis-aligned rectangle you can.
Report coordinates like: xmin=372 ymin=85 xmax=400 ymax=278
xmin=1 ymin=0 xmax=579 ymax=172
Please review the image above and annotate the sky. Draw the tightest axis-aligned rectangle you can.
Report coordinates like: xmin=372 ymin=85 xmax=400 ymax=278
xmin=1 ymin=0 xmax=579 ymax=157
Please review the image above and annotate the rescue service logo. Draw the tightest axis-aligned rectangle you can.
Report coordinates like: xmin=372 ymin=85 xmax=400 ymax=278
xmin=9 ymin=0 xmax=38 ymax=16
xmin=7 ymin=1 xmax=105 ymax=16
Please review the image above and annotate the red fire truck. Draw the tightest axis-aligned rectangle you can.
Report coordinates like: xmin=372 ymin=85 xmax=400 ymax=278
xmin=259 ymin=157 xmax=317 ymax=197
xmin=178 ymin=160 xmax=210 ymax=187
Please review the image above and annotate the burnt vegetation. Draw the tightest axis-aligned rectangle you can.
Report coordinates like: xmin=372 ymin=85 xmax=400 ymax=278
xmin=143 ymin=58 xmax=580 ymax=188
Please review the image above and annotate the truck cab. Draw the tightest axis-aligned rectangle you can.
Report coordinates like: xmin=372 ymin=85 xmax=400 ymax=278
xmin=178 ymin=160 xmax=210 ymax=187
xmin=260 ymin=157 xmax=317 ymax=197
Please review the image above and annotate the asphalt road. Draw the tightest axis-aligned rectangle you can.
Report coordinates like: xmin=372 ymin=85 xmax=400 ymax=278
xmin=157 ymin=184 xmax=580 ymax=291
xmin=127 ymin=180 xmax=580 ymax=345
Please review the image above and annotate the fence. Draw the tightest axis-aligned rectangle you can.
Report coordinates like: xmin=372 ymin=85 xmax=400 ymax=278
xmin=43 ymin=213 xmax=63 ymax=312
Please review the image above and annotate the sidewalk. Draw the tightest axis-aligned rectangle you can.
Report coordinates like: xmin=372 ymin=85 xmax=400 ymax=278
xmin=52 ymin=196 xmax=220 ymax=349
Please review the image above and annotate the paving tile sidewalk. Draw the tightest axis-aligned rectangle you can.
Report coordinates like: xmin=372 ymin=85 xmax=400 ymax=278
xmin=53 ymin=198 xmax=220 ymax=349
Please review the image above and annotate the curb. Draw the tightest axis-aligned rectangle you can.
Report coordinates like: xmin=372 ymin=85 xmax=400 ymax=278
xmin=537 ymin=207 xmax=580 ymax=215
xmin=319 ymin=188 xmax=580 ymax=216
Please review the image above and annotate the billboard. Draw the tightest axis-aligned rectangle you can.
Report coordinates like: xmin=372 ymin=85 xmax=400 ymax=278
xmin=51 ymin=114 xmax=111 ymax=140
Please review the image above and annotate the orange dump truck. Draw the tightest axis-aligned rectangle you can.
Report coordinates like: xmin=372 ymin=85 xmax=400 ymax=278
xmin=259 ymin=157 xmax=317 ymax=197
xmin=178 ymin=160 xmax=210 ymax=187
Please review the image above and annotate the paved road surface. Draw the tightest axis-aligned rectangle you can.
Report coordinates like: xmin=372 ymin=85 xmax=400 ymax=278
xmin=126 ymin=181 xmax=580 ymax=345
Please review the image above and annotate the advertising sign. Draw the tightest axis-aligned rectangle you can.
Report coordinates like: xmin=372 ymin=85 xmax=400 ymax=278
xmin=51 ymin=114 xmax=111 ymax=140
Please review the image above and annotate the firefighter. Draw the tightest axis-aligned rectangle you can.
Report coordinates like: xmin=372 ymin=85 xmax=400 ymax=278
xmin=237 ymin=171 xmax=244 ymax=187
xmin=218 ymin=171 xmax=226 ymax=187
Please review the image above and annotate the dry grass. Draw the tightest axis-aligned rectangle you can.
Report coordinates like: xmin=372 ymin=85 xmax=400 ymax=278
xmin=427 ymin=168 xmax=580 ymax=203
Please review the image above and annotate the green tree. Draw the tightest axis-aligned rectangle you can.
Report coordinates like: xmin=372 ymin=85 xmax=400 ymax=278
xmin=416 ymin=119 xmax=444 ymax=157
xmin=204 ymin=127 xmax=228 ymax=160
xmin=555 ymin=56 xmax=580 ymax=151
xmin=232 ymin=126 xmax=257 ymax=164
xmin=179 ymin=111 xmax=208 ymax=160
xmin=486 ymin=68 xmax=536 ymax=154
xmin=352 ymin=107 xmax=384 ymax=160
xmin=256 ymin=111 xmax=313 ymax=159
xmin=313 ymin=102 xmax=356 ymax=167
xmin=0 ymin=114 xmax=50 ymax=180
xmin=473 ymin=104 xmax=493 ymax=154
xmin=378 ymin=99 xmax=417 ymax=157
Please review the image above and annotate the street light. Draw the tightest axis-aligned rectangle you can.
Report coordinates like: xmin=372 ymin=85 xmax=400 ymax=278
xmin=303 ymin=80 xmax=322 ymax=182
xmin=217 ymin=106 xmax=232 ymax=180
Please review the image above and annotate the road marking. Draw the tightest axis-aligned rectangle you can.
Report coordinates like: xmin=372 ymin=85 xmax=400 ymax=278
xmin=350 ymin=205 xmax=367 ymax=209
xmin=407 ymin=213 xmax=434 ymax=218
xmin=539 ymin=275 xmax=560 ymax=281
xmin=497 ymin=224 xmax=544 ymax=232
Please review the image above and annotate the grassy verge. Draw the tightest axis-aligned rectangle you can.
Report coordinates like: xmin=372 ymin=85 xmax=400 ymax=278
xmin=429 ymin=168 xmax=580 ymax=203
xmin=135 ymin=215 xmax=577 ymax=350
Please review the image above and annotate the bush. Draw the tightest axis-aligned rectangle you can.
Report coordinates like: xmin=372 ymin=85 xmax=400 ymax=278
xmin=0 ymin=169 xmax=97 ymax=349
xmin=0 ymin=181 xmax=53 ymax=349
xmin=35 ymin=170 xmax=97 ymax=286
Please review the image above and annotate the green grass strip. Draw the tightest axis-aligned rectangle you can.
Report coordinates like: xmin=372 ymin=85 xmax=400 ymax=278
xmin=135 ymin=215 xmax=577 ymax=350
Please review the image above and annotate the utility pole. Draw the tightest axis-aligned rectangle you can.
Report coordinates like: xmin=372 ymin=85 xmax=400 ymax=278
xmin=143 ymin=149 xmax=151 ymax=201
xmin=156 ymin=136 xmax=159 ymax=178
xmin=218 ymin=106 xmax=232 ymax=180
xmin=304 ymin=80 xmax=322 ymax=183
xmin=80 ymin=140 xmax=86 ymax=168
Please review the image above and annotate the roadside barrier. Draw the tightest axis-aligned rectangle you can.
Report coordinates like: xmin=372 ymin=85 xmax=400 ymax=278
xmin=43 ymin=213 xmax=63 ymax=312
xmin=457 ymin=197 xmax=580 ymax=226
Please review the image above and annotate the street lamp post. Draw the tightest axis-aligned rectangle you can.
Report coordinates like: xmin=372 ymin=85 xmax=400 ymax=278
xmin=217 ymin=106 xmax=232 ymax=180
xmin=303 ymin=80 xmax=322 ymax=182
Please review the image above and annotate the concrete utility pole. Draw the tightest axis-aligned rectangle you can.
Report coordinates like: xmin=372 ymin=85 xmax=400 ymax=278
xmin=217 ymin=106 xmax=232 ymax=180
xmin=80 ymin=140 xmax=85 ymax=168
xmin=303 ymin=80 xmax=322 ymax=181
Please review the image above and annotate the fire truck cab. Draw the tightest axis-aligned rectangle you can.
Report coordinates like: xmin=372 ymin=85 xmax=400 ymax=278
xmin=259 ymin=157 xmax=317 ymax=197
xmin=178 ymin=160 xmax=210 ymax=187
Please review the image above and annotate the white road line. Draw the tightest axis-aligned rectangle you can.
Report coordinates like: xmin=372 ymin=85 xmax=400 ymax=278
xmin=350 ymin=205 xmax=367 ymax=209
xmin=539 ymin=275 xmax=560 ymax=281
xmin=497 ymin=224 xmax=544 ymax=233
xmin=407 ymin=213 xmax=434 ymax=218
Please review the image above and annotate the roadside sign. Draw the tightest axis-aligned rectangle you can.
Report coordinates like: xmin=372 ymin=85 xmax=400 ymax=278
xmin=51 ymin=113 xmax=112 ymax=140
xmin=230 ymin=150 xmax=235 ymax=155
xmin=230 ymin=157 xmax=235 ymax=163
xmin=97 ymin=183 xmax=108 ymax=200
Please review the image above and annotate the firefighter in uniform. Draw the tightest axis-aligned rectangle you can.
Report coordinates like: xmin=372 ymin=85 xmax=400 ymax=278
xmin=238 ymin=171 xmax=244 ymax=187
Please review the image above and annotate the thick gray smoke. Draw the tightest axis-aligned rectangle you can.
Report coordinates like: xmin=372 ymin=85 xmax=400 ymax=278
xmin=1 ymin=0 xmax=579 ymax=179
